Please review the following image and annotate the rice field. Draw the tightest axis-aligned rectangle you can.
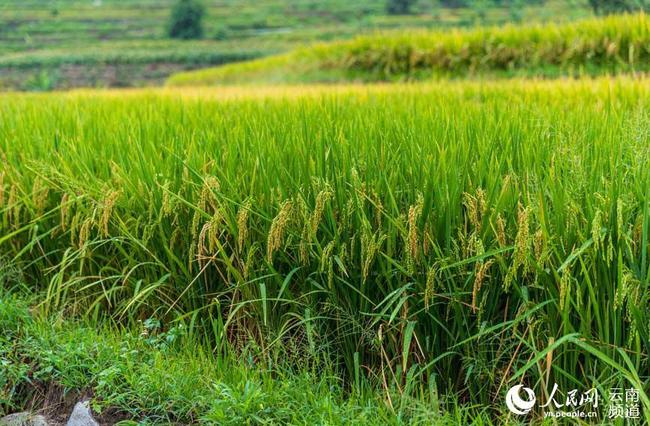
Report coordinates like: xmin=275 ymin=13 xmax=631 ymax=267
xmin=167 ymin=13 xmax=650 ymax=86
xmin=1 ymin=77 xmax=649 ymax=422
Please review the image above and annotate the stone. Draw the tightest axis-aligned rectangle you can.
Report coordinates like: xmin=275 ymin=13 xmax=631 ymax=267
xmin=65 ymin=402 xmax=98 ymax=426
xmin=0 ymin=412 xmax=49 ymax=426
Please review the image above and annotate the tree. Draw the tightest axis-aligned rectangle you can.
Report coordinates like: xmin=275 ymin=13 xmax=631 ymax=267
xmin=589 ymin=0 xmax=648 ymax=14
xmin=168 ymin=0 xmax=205 ymax=40
xmin=386 ymin=0 xmax=417 ymax=15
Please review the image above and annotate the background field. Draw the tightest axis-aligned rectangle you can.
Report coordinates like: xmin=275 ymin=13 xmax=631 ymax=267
xmin=0 ymin=0 xmax=595 ymax=89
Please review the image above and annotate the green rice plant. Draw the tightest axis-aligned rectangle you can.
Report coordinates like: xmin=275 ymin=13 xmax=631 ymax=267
xmin=167 ymin=12 xmax=650 ymax=85
xmin=0 ymin=78 xmax=648 ymax=422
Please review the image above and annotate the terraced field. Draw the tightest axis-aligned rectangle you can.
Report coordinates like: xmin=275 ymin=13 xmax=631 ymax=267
xmin=168 ymin=13 xmax=650 ymax=85
xmin=0 ymin=0 xmax=592 ymax=89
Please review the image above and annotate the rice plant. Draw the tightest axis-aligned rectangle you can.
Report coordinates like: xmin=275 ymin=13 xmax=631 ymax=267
xmin=0 ymin=78 xmax=648 ymax=422
xmin=167 ymin=12 xmax=650 ymax=85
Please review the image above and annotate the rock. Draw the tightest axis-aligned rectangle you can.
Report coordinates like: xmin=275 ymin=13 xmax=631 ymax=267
xmin=65 ymin=402 xmax=98 ymax=426
xmin=0 ymin=412 xmax=49 ymax=426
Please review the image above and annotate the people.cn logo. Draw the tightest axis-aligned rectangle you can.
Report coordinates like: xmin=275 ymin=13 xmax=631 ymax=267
xmin=506 ymin=385 xmax=537 ymax=415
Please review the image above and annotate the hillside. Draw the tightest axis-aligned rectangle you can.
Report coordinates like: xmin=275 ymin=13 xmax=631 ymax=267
xmin=0 ymin=0 xmax=594 ymax=89
xmin=167 ymin=13 xmax=650 ymax=85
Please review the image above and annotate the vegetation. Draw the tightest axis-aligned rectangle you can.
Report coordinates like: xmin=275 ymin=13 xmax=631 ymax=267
xmin=1 ymin=78 xmax=648 ymax=423
xmin=167 ymin=13 xmax=650 ymax=86
xmin=589 ymin=0 xmax=649 ymax=14
xmin=1 ymin=291 xmax=456 ymax=424
xmin=168 ymin=0 xmax=205 ymax=40
xmin=0 ymin=0 xmax=592 ymax=55
xmin=0 ymin=0 xmax=595 ymax=89
xmin=0 ymin=40 xmax=266 ymax=90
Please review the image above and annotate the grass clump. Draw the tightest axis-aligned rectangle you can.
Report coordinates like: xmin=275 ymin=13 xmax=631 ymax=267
xmin=167 ymin=12 xmax=650 ymax=85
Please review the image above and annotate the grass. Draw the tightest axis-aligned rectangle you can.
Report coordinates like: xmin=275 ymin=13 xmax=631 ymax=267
xmin=166 ymin=13 xmax=650 ymax=86
xmin=1 ymin=291 xmax=463 ymax=424
xmin=0 ymin=0 xmax=596 ymax=89
xmin=0 ymin=78 xmax=649 ymax=423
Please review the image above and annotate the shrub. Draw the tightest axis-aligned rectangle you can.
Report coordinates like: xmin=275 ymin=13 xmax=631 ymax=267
xmin=168 ymin=0 xmax=205 ymax=40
